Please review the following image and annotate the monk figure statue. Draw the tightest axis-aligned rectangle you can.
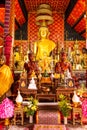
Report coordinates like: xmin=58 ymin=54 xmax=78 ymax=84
xmin=0 ymin=55 xmax=14 ymax=97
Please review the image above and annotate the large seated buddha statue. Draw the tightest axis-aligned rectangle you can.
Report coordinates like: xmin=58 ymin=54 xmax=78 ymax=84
xmin=34 ymin=24 xmax=56 ymax=73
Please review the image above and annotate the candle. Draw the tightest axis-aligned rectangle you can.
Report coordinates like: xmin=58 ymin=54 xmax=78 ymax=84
xmin=86 ymin=39 xmax=87 ymax=49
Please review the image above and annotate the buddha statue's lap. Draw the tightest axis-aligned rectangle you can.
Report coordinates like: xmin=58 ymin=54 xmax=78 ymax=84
xmin=35 ymin=39 xmax=55 ymax=61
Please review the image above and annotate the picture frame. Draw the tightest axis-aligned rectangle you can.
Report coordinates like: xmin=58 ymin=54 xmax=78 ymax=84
xmin=20 ymin=71 xmax=27 ymax=88
xmin=66 ymin=78 xmax=74 ymax=88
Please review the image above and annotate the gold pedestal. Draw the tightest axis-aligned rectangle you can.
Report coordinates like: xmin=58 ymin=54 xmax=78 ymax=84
xmin=4 ymin=118 xmax=10 ymax=126
xmin=16 ymin=102 xmax=22 ymax=108
xmin=73 ymin=102 xmax=80 ymax=107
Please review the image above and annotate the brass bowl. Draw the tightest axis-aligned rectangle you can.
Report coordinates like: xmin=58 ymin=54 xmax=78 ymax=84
xmin=42 ymin=86 xmax=50 ymax=93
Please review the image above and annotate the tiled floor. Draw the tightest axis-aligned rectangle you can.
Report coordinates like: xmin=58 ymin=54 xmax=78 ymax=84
xmin=0 ymin=124 xmax=87 ymax=130
xmin=66 ymin=124 xmax=87 ymax=130
xmin=0 ymin=119 xmax=87 ymax=130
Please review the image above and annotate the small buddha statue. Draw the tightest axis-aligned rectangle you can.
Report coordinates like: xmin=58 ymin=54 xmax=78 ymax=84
xmin=30 ymin=70 xmax=37 ymax=79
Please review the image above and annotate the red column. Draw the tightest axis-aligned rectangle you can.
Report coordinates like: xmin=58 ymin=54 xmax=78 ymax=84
xmin=4 ymin=0 xmax=14 ymax=68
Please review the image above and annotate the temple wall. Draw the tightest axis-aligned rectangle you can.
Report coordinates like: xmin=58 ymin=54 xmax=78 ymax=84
xmin=14 ymin=11 xmax=86 ymax=55
xmin=65 ymin=41 xmax=86 ymax=51
xmin=14 ymin=40 xmax=86 ymax=56
xmin=28 ymin=11 xmax=64 ymax=51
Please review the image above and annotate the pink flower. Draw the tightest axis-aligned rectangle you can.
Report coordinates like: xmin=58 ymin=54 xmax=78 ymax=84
xmin=0 ymin=98 xmax=14 ymax=119
xmin=82 ymin=99 xmax=87 ymax=117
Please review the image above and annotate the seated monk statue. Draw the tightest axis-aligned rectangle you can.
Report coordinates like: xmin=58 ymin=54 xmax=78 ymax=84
xmin=0 ymin=55 xmax=14 ymax=97
xmin=24 ymin=52 xmax=39 ymax=78
xmin=34 ymin=25 xmax=56 ymax=73
xmin=55 ymin=49 xmax=73 ymax=76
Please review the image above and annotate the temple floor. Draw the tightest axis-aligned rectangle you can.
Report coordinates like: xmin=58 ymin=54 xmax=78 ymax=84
xmin=0 ymin=118 xmax=87 ymax=130
xmin=0 ymin=102 xmax=86 ymax=130
xmin=0 ymin=124 xmax=87 ymax=130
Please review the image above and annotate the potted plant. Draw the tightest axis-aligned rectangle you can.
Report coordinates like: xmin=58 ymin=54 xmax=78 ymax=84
xmin=58 ymin=94 xmax=72 ymax=124
xmin=24 ymin=96 xmax=38 ymax=123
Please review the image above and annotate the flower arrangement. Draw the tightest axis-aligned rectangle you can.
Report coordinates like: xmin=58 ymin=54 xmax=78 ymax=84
xmin=24 ymin=96 xmax=38 ymax=116
xmin=82 ymin=99 xmax=87 ymax=117
xmin=58 ymin=94 xmax=72 ymax=117
xmin=0 ymin=98 xmax=14 ymax=119
xmin=0 ymin=98 xmax=14 ymax=126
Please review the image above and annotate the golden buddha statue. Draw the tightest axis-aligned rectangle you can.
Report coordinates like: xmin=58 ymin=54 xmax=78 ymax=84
xmin=34 ymin=24 xmax=56 ymax=73
xmin=14 ymin=46 xmax=24 ymax=70
xmin=71 ymin=40 xmax=84 ymax=70
xmin=30 ymin=70 xmax=37 ymax=78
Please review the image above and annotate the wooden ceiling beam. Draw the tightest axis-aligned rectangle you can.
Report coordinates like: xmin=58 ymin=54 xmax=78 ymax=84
xmin=65 ymin=0 xmax=77 ymax=20
xmin=0 ymin=22 xmax=4 ymax=28
xmin=0 ymin=0 xmax=5 ymax=4
xmin=72 ymin=11 xmax=85 ymax=28
xmin=79 ymin=29 xmax=86 ymax=35
xmin=18 ymin=0 xmax=28 ymax=21
xmin=15 ymin=19 xmax=20 ymax=29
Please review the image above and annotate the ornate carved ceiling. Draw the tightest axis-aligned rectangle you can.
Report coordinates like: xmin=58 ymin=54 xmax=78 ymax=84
xmin=0 ymin=0 xmax=86 ymax=39
xmin=24 ymin=0 xmax=70 ymax=12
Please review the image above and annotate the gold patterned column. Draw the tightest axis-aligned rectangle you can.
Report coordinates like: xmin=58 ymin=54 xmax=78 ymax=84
xmin=28 ymin=13 xmax=30 ymax=52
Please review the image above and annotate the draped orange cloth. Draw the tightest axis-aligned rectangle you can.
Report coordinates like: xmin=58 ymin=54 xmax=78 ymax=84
xmin=0 ymin=64 xmax=14 ymax=97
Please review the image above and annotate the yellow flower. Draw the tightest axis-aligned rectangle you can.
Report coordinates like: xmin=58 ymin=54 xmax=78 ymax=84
xmin=24 ymin=96 xmax=38 ymax=116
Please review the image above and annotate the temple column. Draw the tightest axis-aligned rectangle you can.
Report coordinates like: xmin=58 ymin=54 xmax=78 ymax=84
xmin=86 ymin=0 xmax=87 ymax=49
xmin=4 ymin=0 xmax=15 ymax=69
xmin=86 ymin=0 xmax=87 ymax=87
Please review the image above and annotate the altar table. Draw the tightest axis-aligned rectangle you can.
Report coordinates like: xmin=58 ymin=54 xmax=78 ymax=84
xmin=36 ymin=94 xmax=56 ymax=102
xmin=19 ymin=87 xmax=37 ymax=98
xmin=56 ymin=87 xmax=75 ymax=101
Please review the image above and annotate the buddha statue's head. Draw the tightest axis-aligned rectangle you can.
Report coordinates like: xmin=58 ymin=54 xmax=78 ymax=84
xmin=39 ymin=26 xmax=49 ymax=39
xmin=74 ymin=40 xmax=79 ymax=50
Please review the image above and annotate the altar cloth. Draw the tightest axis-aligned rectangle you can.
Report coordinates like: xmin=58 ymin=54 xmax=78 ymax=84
xmin=36 ymin=110 xmax=61 ymax=124
xmin=34 ymin=124 xmax=66 ymax=130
